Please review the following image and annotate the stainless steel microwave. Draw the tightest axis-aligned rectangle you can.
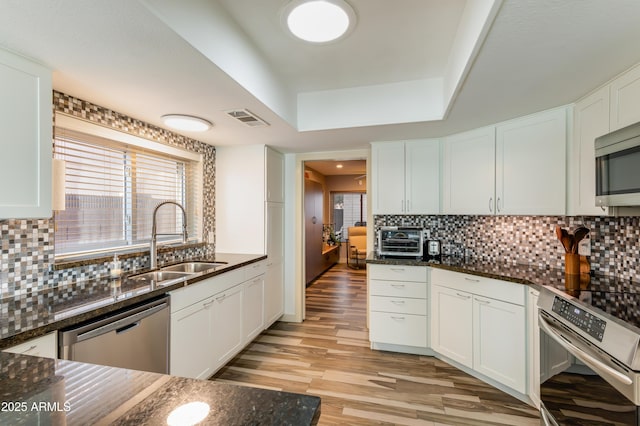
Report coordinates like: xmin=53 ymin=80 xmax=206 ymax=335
xmin=595 ymin=120 xmax=640 ymax=207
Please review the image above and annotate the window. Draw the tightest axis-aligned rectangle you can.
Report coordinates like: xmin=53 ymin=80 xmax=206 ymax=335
xmin=331 ymin=192 xmax=366 ymax=241
xmin=53 ymin=118 xmax=201 ymax=257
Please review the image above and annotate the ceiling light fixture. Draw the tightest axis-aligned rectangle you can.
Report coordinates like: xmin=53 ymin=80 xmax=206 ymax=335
xmin=161 ymin=114 xmax=212 ymax=132
xmin=336 ymin=164 xmax=343 ymax=169
xmin=283 ymin=0 xmax=356 ymax=43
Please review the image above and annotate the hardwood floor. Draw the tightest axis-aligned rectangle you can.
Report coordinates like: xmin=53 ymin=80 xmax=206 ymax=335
xmin=213 ymin=263 xmax=540 ymax=425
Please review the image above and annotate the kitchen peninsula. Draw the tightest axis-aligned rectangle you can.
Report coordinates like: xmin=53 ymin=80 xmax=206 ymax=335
xmin=0 ymin=351 xmax=320 ymax=425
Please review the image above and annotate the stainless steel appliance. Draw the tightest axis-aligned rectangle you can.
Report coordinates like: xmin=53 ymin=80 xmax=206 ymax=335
xmin=377 ymin=226 xmax=423 ymax=258
xmin=59 ymin=296 xmax=170 ymax=374
xmin=595 ymin=120 xmax=640 ymax=207
xmin=538 ymin=282 xmax=640 ymax=425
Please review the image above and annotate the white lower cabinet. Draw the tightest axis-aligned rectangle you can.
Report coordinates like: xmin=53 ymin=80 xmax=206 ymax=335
xmin=212 ymin=284 xmax=244 ymax=367
xmin=243 ymin=274 xmax=265 ymax=343
xmin=473 ymin=295 xmax=526 ymax=393
xmin=368 ymin=264 xmax=428 ymax=349
xmin=3 ymin=331 xmax=57 ymax=359
xmin=264 ymin=261 xmax=284 ymax=328
xmin=171 ymin=294 xmax=216 ymax=379
xmin=430 ymin=285 xmax=473 ymax=368
xmin=169 ymin=261 xmax=267 ymax=379
xmin=430 ymin=269 xmax=527 ymax=395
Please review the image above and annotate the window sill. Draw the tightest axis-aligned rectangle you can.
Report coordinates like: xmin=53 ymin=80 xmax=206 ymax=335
xmin=53 ymin=241 xmax=209 ymax=271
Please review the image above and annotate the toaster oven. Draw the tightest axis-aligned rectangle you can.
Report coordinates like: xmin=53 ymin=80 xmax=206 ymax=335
xmin=377 ymin=226 xmax=424 ymax=258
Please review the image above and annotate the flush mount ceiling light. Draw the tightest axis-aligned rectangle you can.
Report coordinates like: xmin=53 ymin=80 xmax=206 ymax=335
xmin=283 ymin=0 xmax=356 ymax=43
xmin=161 ymin=114 xmax=212 ymax=132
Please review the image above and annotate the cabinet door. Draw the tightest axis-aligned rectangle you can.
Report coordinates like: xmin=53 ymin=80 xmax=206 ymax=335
xmin=243 ymin=275 xmax=265 ymax=343
xmin=212 ymin=284 xmax=244 ymax=367
xmin=405 ymin=139 xmax=440 ymax=214
xmin=266 ymin=202 xmax=284 ymax=263
xmin=0 ymin=48 xmax=52 ymax=219
xmin=265 ymin=147 xmax=284 ymax=202
xmin=473 ymin=295 xmax=526 ymax=393
xmin=371 ymin=141 xmax=406 ymax=214
xmin=430 ymin=285 xmax=473 ymax=368
xmin=170 ymin=298 xmax=214 ymax=379
xmin=610 ymin=64 xmax=640 ymax=131
xmin=443 ymin=127 xmax=496 ymax=215
xmin=496 ymin=108 xmax=567 ymax=215
xmin=572 ymin=87 xmax=611 ymax=215
xmin=264 ymin=261 xmax=284 ymax=327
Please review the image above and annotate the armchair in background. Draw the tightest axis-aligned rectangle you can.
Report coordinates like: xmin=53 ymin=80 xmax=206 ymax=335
xmin=347 ymin=226 xmax=367 ymax=269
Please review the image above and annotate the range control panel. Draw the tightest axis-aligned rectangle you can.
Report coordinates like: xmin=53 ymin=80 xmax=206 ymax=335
xmin=552 ymin=296 xmax=606 ymax=342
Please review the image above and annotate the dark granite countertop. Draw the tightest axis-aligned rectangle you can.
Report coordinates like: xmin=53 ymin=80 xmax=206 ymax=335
xmin=366 ymin=253 xmax=639 ymax=293
xmin=0 ymin=352 xmax=320 ymax=425
xmin=0 ymin=253 xmax=266 ymax=349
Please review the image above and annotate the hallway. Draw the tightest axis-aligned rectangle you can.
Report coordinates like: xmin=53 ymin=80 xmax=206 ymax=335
xmin=212 ymin=264 xmax=539 ymax=425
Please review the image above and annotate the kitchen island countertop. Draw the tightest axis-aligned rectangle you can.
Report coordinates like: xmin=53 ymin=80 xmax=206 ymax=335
xmin=0 ymin=351 xmax=320 ymax=425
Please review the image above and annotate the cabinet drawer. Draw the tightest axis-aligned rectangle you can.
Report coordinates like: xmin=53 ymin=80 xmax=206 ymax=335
xmin=369 ymin=279 xmax=427 ymax=298
xmin=3 ymin=331 xmax=57 ymax=359
xmin=368 ymin=264 xmax=427 ymax=283
xmin=244 ymin=260 xmax=267 ymax=280
xmin=370 ymin=296 xmax=427 ymax=315
xmin=369 ymin=312 xmax=428 ymax=347
xmin=431 ymin=268 xmax=525 ymax=306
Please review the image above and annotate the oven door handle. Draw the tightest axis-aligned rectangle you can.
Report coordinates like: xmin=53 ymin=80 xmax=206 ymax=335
xmin=538 ymin=313 xmax=633 ymax=386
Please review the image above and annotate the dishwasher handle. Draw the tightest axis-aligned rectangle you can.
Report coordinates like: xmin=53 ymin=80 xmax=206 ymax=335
xmin=61 ymin=297 xmax=169 ymax=345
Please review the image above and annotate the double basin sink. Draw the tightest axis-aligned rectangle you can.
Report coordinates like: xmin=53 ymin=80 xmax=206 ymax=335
xmin=127 ymin=261 xmax=228 ymax=287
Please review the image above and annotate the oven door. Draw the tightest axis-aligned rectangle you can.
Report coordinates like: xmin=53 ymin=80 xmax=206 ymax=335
xmin=538 ymin=312 xmax=640 ymax=425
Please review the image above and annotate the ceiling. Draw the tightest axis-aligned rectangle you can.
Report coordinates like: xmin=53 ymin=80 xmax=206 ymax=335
xmin=1 ymin=1 xmax=640 ymax=154
xmin=305 ymin=160 xmax=366 ymax=176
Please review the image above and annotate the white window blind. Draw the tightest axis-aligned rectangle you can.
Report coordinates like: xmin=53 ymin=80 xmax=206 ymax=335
xmin=53 ymin=126 xmax=200 ymax=256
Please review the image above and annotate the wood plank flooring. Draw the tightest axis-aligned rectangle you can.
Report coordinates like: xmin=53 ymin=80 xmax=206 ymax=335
xmin=212 ymin=264 xmax=540 ymax=425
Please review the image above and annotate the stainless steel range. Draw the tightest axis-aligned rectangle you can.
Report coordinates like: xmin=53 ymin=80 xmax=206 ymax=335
xmin=538 ymin=280 xmax=640 ymax=425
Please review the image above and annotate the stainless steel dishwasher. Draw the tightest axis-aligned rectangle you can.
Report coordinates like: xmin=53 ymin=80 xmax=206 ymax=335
xmin=59 ymin=296 xmax=170 ymax=374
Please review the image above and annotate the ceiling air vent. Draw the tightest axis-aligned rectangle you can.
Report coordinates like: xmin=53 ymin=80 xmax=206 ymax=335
xmin=225 ymin=109 xmax=269 ymax=127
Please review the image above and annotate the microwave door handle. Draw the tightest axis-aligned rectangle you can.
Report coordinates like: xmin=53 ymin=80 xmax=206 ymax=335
xmin=538 ymin=313 xmax=632 ymax=386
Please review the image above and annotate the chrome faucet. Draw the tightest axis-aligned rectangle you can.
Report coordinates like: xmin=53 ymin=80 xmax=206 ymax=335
xmin=150 ymin=201 xmax=188 ymax=269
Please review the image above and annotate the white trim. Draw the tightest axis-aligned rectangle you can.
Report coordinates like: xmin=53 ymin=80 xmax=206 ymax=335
xmin=291 ymin=149 xmax=370 ymax=323
xmin=55 ymin=113 xmax=202 ymax=162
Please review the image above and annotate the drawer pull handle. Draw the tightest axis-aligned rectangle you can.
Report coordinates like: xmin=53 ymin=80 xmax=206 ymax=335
xmin=391 ymin=300 xmax=405 ymax=305
xmin=456 ymin=292 xmax=471 ymax=299
xmin=390 ymin=284 xmax=405 ymax=288
xmin=216 ymin=293 xmax=227 ymax=302
xmin=390 ymin=268 xmax=405 ymax=272
xmin=464 ymin=277 xmax=480 ymax=283
xmin=390 ymin=316 xmax=405 ymax=321
xmin=476 ymin=298 xmax=491 ymax=305
xmin=20 ymin=345 xmax=38 ymax=354
xmin=203 ymin=300 xmax=215 ymax=308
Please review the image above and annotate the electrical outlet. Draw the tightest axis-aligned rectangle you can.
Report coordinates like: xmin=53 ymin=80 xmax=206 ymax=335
xmin=578 ymin=233 xmax=591 ymax=256
xmin=208 ymin=231 xmax=214 ymax=243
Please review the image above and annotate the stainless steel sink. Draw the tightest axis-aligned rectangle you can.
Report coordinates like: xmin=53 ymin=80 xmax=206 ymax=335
xmin=160 ymin=261 xmax=227 ymax=273
xmin=127 ymin=270 xmax=192 ymax=286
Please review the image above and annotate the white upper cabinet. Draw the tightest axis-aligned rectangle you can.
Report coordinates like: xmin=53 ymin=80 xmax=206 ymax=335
xmin=443 ymin=107 xmax=567 ymax=216
xmin=0 ymin=48 xmax=52 ymax=219
xmin=496 ymin=107 xmax=567 ymax=215
xmin=443 ymin=127 xmax=495 ymax=215
xmin=571 ymin=86 xmax=611 ymax=216
xmin=371 ymin=139 xmax=440 ymax=215
xmin=266 ymin=146 xmax=284 ymax=203
xmin=610 ymin=64 xmax=640 ymax=131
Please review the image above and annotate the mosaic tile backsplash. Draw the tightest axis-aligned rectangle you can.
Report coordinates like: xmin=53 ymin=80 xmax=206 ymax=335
xmin=375 ymin=215 xmax=640 ymax=282
xmin=1 ymin=92 xmax=216 ymax=298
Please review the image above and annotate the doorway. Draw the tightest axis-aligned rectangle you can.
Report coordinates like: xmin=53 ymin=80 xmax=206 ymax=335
xmin=302 ymin=158 xmax=368 ymax=318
